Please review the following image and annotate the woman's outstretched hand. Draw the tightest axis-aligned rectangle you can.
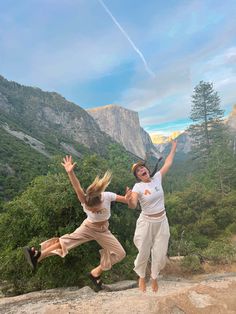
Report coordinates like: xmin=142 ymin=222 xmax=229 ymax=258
xmin=125 ymin=186 xmax=132 ymax=202
xmin=61 ymin=155 xmax=77 ymax=173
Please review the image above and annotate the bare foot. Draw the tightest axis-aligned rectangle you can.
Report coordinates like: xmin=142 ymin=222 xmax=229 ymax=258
xmin=91 ymin=265 xmax=102 ymax=278
xmin=138 ymin=277 xmax=146 ymax=292
xmin=151 ymin=278 xmax=158 ymax=292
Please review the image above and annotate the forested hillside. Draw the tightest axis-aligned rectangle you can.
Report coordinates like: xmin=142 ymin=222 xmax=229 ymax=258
xmin=0 ymin=75 xmax=112 ymax=155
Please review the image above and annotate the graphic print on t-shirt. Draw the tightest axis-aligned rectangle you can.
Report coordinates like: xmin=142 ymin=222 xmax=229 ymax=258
xmin=143 ymin=186 xmax=159 ymax=196
xmin=95 ymin=208 xmax=107 ymax=215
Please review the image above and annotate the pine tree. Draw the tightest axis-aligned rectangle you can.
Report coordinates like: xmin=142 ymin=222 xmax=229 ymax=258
xmin=189 ymin=81 xmax=236 ymax=195
xmin=189 ymin=81 xmax=225 ymax=161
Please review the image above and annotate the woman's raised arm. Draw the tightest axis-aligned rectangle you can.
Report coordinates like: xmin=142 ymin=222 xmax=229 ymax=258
xmin=160 ymin=141 xmax=177 ymax=177
xmin=61 ymin=155 xmax=86 ymax=204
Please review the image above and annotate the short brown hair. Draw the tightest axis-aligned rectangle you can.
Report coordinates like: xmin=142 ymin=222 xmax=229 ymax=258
xmin=131 ymin=161 xmax=145 ymax=175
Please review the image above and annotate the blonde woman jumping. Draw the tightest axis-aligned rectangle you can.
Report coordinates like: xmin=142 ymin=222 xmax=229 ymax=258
xmin=23 ymin=155 xmax=127 ymax=291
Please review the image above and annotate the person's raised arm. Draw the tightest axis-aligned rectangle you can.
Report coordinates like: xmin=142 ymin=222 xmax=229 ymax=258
xmin=61 ymin=155 xmax=86 ymax=204
xmin=160 ymin=140 xmax=177 ymax=177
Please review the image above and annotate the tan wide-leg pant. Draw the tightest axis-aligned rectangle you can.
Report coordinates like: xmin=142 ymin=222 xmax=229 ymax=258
xmin=133 ymin=213 xmax=170 ymax=279
xmin=40 ymin=219 xmax=126 ymax=271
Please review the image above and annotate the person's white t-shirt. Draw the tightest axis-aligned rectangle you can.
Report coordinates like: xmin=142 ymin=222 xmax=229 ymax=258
xmin=132 ymin=171 xmax=165 ymax=215
xmin=82 ymin=191 xmax=117 ymax=222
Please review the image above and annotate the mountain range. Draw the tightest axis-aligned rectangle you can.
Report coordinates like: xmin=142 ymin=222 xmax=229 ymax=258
xmin=0 ymin=75 xmax=158 ymax=200
xmin=150 ymin=131 xmax=183 ymax=144
xmin=1 ymin=74 xmax=235 ymax=201
xmin=151 ymin=106 xmax=236 ymax=155
xmin=0 ymin=75 xmax=160 ymax=160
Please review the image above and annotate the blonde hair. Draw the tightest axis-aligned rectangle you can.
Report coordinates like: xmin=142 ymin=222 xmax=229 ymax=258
xmin=85 ymin=171 xmax=112 ymax=208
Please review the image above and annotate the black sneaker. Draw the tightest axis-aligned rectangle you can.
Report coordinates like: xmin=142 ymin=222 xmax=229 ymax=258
xmin=88 ymin=273 xmax=103 ymax=292
xmin=23 ymin=247 xmax=41 ymax=271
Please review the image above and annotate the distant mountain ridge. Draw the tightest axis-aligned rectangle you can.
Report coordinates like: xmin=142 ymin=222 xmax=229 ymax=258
xmin=227 ymin=104 xmax=236 ymax=132
xmin=150 ymin=131 xmax=183 ymax=145
xmin=151 ymin=105 xmax=236 ymax=156
xmin=0 ymin=75 xmax=114 ymax=158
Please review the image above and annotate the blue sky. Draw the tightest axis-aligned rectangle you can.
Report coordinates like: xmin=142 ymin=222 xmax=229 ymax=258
xmin=1 ymin=0 xmax=236 ymax=136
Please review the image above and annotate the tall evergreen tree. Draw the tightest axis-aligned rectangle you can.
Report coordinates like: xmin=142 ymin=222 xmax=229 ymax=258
xmin=189 ymin=81 xmax=225 ymax=161
xmin=189 ymin=81 xmax=236 ymax=195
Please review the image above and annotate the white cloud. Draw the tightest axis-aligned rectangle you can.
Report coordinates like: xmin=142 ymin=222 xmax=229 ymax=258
xmin=118 ymin=40 xmax=236 ymax=130
xmin=121 ymin=63 xmax=192 ymax=110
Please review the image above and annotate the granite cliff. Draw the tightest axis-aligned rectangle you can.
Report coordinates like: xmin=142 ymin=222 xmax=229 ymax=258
xmin=87 ymin=105 xmax=161 ymax=159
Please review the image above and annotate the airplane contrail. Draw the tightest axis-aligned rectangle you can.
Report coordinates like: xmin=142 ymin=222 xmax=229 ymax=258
xmin=97 ymin=0 xmax=156 ymax=78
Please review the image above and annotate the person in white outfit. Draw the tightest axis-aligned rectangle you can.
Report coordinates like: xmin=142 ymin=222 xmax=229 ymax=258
xmin=126 ymin=141 xmax=177 ymax=292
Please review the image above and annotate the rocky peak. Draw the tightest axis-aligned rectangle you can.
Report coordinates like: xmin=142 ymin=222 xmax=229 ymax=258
xmin=227 ymin=104 xmax=236 ymax=131
xmin=151 ymin=131 xmax=183 ymax=145
xmin=152 ymin=131 xmax=192 ymax=155
xmin=87 ymin=105 xmax=160 ymax=159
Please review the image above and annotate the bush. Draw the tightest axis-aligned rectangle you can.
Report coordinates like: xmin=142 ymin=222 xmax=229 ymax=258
xmin=180 ymin=255 xmax=203 ymax=273
xmin=168 ymin=238 xmax=197 ymax=257
xmin=226 ymin=223 xmax=236 ymax=234
xmin=197 ymin=217 xmax=218 ymax=237
xmin=215 ymin=207 xmax=236 ymax=229
xmin=202 ymin=240 xmax=236 ymax=264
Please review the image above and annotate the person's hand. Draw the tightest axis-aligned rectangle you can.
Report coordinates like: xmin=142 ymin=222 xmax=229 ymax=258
xmin=61 ymin=155 xmax=76 ymax=173
xmin=125 ymin=186 xmax=132 ymax=202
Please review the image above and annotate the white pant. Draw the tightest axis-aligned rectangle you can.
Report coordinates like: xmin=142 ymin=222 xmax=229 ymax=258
xmin=133 ymin=213 xmax=170 ymax=279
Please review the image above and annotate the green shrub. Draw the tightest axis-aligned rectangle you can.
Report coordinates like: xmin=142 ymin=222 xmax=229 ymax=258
xmin=226 ymin=223 xmax=236 ymax=234
xmin=180 ymin=255 xmax=203 ymax=273
xmin=202 ymin=240 xmax=236 ymax=264
xmin=168 ymin=238 xmax=197 ymax=256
